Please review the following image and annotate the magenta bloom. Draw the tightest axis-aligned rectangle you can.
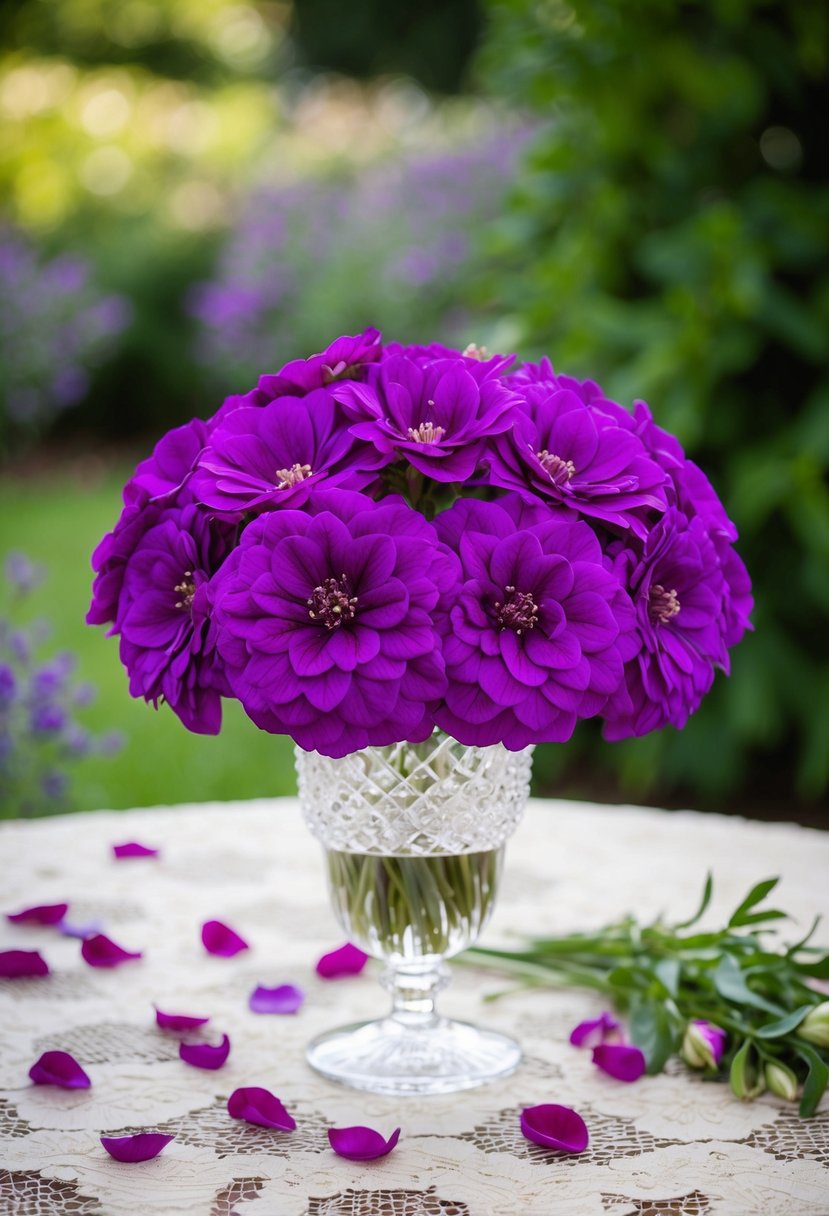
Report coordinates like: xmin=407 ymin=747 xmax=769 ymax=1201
xmin=520 ymin=1104 xmax=589 ymax=1153
xmin=201 ymin=919 xmax=248 ymax=957
xmin=315 ymin=942 xmax=370 ymax=978
xmin=112 ymin=842 xmax=158 ymax=859
xmin=179 ymin=1033 xmax=230 ymax=1070
xmin=7 ymin=902 xmax=68 ymax=925
xmin=100 ymin=1133 xmax=173 ymax=1162
xmin=682 ymin=1019 xmax=727 ymax=1070
xmin=227 ymin=1087 xmax=296 ymax=1131
xmin=569 ymin=1011 xmax=621 ymax=1048
xmin=328 ymin=1125 xmax=401 ymax=1161
xmin=212 ymin=491 xmax=455 ymax=756
xmin=81 ymin=933 xmax=142 ymax=968
xmin=592 ymin=1043 xmax=647 ymax=1082
xmin=29 ymin=1050 xmax=91 ymax=1089
xmin=249 ymin=983 xmax=304 ymax=1014
xmin=0 ymin=949 xmax=49 ymax=978
xmin=434 ymin=496 xmax=636 ymax=748
xmin=128 ymin=418 xmax=211 ymax=503
xmin=334 ymin=353 xmax=517 ymax=482
xmin=487 ymin=384 xmax=667 ymax=537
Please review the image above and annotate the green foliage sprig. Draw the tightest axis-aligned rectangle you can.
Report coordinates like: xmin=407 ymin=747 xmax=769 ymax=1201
xmin=469 ymin=876 xmax=829 ymax=1116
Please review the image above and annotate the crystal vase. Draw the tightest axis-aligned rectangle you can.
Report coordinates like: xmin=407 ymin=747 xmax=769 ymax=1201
xmin=295 ymin=730 xmax=533 ymax=1096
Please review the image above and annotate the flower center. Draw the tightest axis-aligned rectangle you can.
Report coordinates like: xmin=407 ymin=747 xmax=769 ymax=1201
xmin=462 ymin=342 xmax=490 ymax=360
xmin=174 ymin=571 xmax=195 ymax=611
xmin=406 ymin=419 xmax=445 ymax=444
xmin=307 ymin=574 xmax=358 ymax=630
xmin=536 ymin=450 xmax=576 ymax=488
xmin=494 ymin=586 xmax=539 ymax=636
xmin=275 ymin=463 xmax=312 ymax=490
xmin=649 ymin=583 xmax=681 ymax=625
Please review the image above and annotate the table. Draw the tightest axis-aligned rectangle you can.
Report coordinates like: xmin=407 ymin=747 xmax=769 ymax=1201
xmin=1 ymin=798 xmax=828 ymax=1216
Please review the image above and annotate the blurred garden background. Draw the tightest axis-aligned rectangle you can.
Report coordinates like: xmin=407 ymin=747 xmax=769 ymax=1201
xmin=1 ymin=0 xmax=827 ymax=824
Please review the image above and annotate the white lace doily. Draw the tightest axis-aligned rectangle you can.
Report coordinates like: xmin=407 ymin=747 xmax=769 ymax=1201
xmin=1 ymin=797 xmax=827 ymax=1216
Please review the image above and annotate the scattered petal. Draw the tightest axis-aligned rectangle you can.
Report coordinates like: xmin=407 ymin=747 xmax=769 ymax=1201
xmin=59 ymin=919 xmax=103 ymax=940
xmin=179 ymin=1033 xmax=230 ymax=1070
xmin=592 ymin=1043 xmax=647 ymax=1082
xmin=81 ymin=934 xmax=142 ymax=968
xmin=100 ymin=1133 xmax=174 ymax=1162
xmin=0 ymin=949 xmax=49 ymax=978
xmin=249 ymin=984 xmax=304 ymax=1015
xmin=520 ymin=1104 xmax=589 ymax=1153
xmin=7 ymin=903 xmax=69 ymax=925
xmin=328 ymin=1125 xmax=401 ymax=1161
xmin=29 ymin=1050 xmax=91 ymax=1089
xmin=227 ymin=1087 xmax=296 ymax=1131
xmin=201 ymin=919 xmax=249 ymax=957
xmin=113 ymin=842 xmax=159 ymax=859
xmin=569 ymin=1011 xmax=621 ymax=1048
xmin=315 ymin=943 xmax=369 ymax=979
xmin=154 ymin=1005 xmax=211 ymax=1032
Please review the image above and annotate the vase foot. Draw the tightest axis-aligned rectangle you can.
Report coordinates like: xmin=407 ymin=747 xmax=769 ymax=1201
xmin=305 ymin=1015 xmax=521 ymax=1096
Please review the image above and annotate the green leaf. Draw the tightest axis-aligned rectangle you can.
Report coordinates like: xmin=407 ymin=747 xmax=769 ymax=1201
xmin=728 ymin=878 xmax=780 ymax=928
xmin=674 ymin=872 xmax=713 ymax=930
xmin=629 ymin=999 xmax=677 ymax=1075
xmin=711 ymin=955 xmax=784 ymax=1015
xmin=786 ymin=916 xmax=822 ymax=957
xmin=755 ymin=1005 xmax=813 ymax=1039
xmin=654 ymin=957 xmax=681 ymax=998
xmin=794 ymin=954 xmax=829 ymax=980
xmin=796 ymin=1043 xmax=829 ymax=1118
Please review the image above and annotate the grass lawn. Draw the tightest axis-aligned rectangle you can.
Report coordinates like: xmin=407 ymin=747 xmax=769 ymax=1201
xmin=0 ymin=453 xmax=296 ymax=816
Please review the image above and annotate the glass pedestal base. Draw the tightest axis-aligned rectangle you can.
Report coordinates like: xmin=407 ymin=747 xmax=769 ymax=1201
xmin=305 ymin=1014 xmax=521 ymax=1096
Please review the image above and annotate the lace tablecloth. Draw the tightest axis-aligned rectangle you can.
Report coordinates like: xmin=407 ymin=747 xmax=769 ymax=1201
xmin=2 ymin=798 xmax=828 ymax=1216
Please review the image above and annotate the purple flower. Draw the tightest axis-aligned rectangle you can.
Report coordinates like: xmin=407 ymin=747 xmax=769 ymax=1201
xmin=191 ymin=390 xmax=381 ymax=518
xmin=384 ymin=340 xmax=515 ymax=381
xmin=434 ymin=495 xmax=636 ymax=748
xmin=681 ymin=1019 xmax=727 ymax=1070
xmin=212 ymin=490 xmax=455 ymax=756
xmin=334 ymin=354 xmax=518 ymax=483
xmin=128 ymin=418 xmax=211 ymax=503
xmin=487 ymin=384 xmax=667 ymax=536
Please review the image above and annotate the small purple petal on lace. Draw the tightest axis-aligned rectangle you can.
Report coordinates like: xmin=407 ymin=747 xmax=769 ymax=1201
xmin=59 ymin=919 xmax=103 ymax=940
xmin=29 ymin=1050 xmax=91 ymax=1089
xmin=100 ymin=1133 xmax=174 ymax=1162
xmin=113 ymin=842 xmax=159 ymax=859
xmin=201 ymin=919 xmax=249 ymax=957
xmin=154 ymin=1005 xmax=211 ymax=1032
xmin=179 ymin=1033 xmax=230 ymax=1070
xmin=227 ymin=1087 xmax=297 ymax=1131
xmin=315 ymin=943 xmax=370 ymax=979
xmin=520 ymin=1104 xmax=589 ymax=1153
xmin=81 ymin=933 xmax=142 ymax=968
xmin=0 ymin=949 xmax=49 ymax=978
xmin=592 ymin=1043 xmax=647 ymax=1082
xmin=328 ymin=1125 xmax=401 ymax=1161
xmin=7 ymin=902 xmax=69 ymax=925
xmin=569 ymin=1011 xmax=621 ymax=1048
xmin=249 ymin=984 xmax=305 ymax=1015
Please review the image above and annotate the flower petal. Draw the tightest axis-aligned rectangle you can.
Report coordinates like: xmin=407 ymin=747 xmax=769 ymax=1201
xmin=0 ymin=949 xmax=49 ymax=978
xmin=81 ymin=934 xmax=142 ymax=968
xmin=179 ymin=1033 xmax=230 ymax=1070
xmin=29 ymin=1050 xmax=91 ymax=1089
xmin=100 ymin=1133 xmax=174 ymax=1162
xmin=227 ymin=1086 xmax=296 ymax=1131
xmin=569 ymin=1011 xmax=621 ymax=1048
xmin=6 ymin=903 xmax=69 ymax=925
xmin=154 ymin=1006 xmax=210 ymax=1032
xmin=592 ymin=1043 xmax=647 ymax=1082
xmin=249 ymin=984 xmax=305 ymax=1015
xmin=113 ymin=842 xmax=159 ymax=859
xmin=315 ymin=943 xmax=369 ymax=979
xmin=520 ymin=1104 xmax=589 ymax=1153
xmin=59 ymin=919 xmax=102 ymax=940
xmin=328 ymin=1125 xmax=401 ymax=1161
xmin=201 ymin=919 xmax=249 ymax=957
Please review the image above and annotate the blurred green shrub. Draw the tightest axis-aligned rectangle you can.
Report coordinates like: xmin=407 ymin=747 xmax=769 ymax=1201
xmin=477 ymin=0 xmax=829 ymax=808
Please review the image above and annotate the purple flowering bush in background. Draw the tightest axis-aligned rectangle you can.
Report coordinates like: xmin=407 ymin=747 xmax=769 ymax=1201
xmin=0 ymin=227 xmax=131 ymax=453
xmin=88 ymin=329 xmax=752 ymax=758
xmin=1 ymin=553 xmax=122 ymax=816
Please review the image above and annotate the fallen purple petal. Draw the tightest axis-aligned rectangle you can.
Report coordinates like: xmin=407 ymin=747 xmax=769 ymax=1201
xmin=100 ymin=1133 xmax=174 ymax=1162
xmin=113 ymin=842 xmax=159 ymax=859
xmin=569 ymin=1011 xmax=621 ymax=1048
xmin=59 ymin=919 xmax=103 ymax=940
xmin=227 ymin=1087 xmax=296 ymax=1130
xmin=201 ymin=919 xmax=249 ymax=957
xmin=592 ymin=1042 xmax=647 ymax=1082
xmin=7 ymin=902 xmax=69 ymax=925
xmin=315 ymin=943 xmax=369 ymax=979
xmin=328 ymin=1125 xmax=401 ymax=1161
xmin=179 ymin=1033 xmax=230 ymax=1070
xmin=520 ymin=1104 xmax=589 ymax=1153
xmin=154 ymin=1006 xmax=211 ymax=1032
xmin=249 ymin=983 xmax=304 ymax=1015
xmin=0 ymin=949 xmax=49 ymax=978
xmin=81 ymin=934 xmax=142 ymax=968
xmin=29 ymin=1050 xmax=91 ymax=1089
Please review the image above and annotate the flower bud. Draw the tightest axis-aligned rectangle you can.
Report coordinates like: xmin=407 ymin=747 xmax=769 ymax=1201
xmin=730 ymin=1041 xmax=765 ymax=1101
xmin=764 ymin=1061 xmax=799 ymax=1102
xmin=680 ymin=1019 xmax=727 ymax=1071
xmin=796 ymin=1001 xmax=829 ymax=1048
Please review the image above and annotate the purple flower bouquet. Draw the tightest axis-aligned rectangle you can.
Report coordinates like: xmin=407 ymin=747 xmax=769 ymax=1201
xmin=89 ymin=329 xmax=752 ymax=1095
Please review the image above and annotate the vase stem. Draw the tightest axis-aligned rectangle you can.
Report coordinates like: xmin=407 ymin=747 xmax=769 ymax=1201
xmin=383 ymin=963 xmax=449 ymax=1029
